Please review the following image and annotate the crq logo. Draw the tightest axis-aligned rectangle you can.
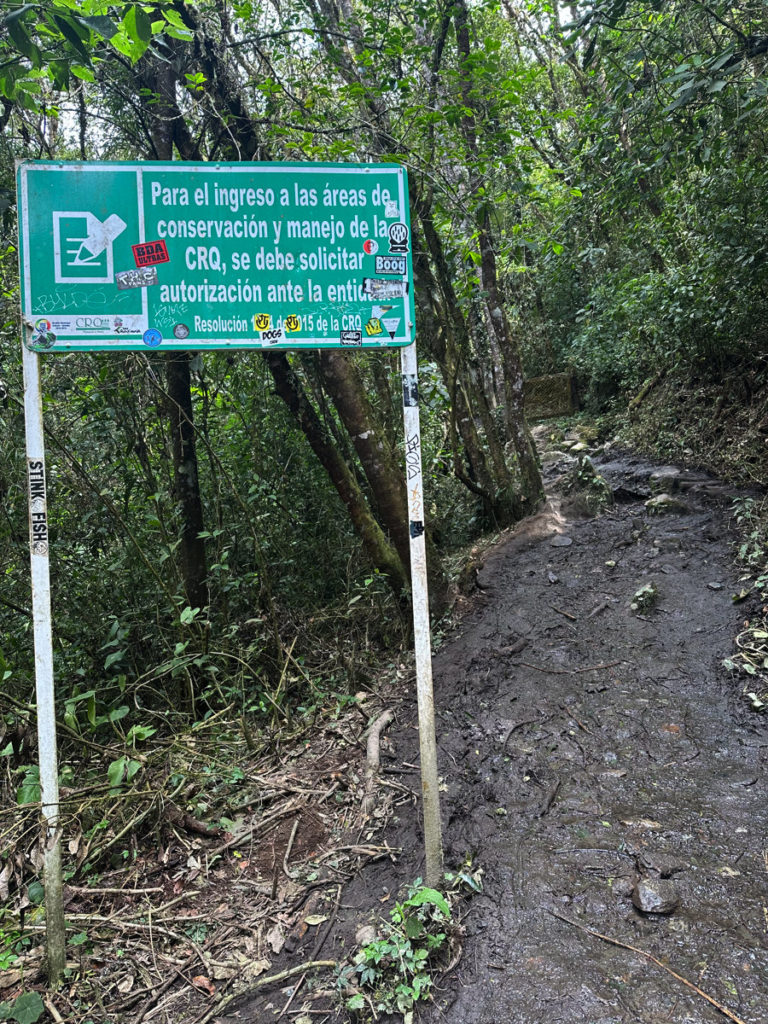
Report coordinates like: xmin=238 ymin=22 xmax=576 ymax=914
xmin=75 ymin=316 xmax=111 ymax=330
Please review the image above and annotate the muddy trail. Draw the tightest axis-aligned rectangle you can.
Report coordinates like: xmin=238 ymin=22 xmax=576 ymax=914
xmin=233 ymin=444 xmax=768 ymax=1024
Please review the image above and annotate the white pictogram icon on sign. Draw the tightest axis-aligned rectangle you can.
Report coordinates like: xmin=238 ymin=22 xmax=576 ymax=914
xmin=53 ymin=211 xmax=127 ymax=284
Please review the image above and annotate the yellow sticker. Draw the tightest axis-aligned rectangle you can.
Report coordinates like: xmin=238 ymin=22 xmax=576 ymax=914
xmin=253 ymin=313 xmax=271 ymax=331
xmin=365 ymin=318 xmax=383 ymax=336
xmin=284 ymin=314 xmax=301 ymax=332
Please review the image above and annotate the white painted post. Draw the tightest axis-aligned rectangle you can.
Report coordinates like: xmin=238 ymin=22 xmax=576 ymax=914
xmin=21 ymin=337 xmax=66 ymax=984
xmin=401 ymin=340 xmax=443 ymax=887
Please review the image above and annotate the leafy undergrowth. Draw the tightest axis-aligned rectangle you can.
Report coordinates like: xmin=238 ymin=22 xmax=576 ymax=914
xmin=619 ymin=361 xmax=768 ymax=489
xmin=337 ymin=867 xmax=482 ymax=1022
xmin=0 ymin=668 xmax=419 ymax=1023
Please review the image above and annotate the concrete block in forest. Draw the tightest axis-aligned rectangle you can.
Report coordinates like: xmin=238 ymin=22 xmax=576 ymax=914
xmin=524 ymin=373 xmax=577 ymax=420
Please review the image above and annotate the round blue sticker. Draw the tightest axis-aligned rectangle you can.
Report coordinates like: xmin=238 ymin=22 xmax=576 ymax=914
xmin=143 ymin=328 xmax=162 ymax=348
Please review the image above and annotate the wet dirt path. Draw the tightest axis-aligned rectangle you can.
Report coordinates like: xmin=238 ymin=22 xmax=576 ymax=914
xmin=407 ymin=450 xmax=768 ymax=1024
xmin=230 ymin=449 xmax=767 ymax=1024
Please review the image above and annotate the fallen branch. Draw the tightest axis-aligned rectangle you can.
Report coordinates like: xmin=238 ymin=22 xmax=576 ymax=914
xmin=501 ymin=717 xmax=541 ymax=750
xmin=587 ymin=599 xmax=613 ymax=619
xmin=131 ymin=926 xmax=235 ymax=1022
xmin=551 ymin=605 xmax=577 ymax=622
xmin=195 ymin=959 xmax=337 ymax=1024
xmin=283 ymin=817 xmax=300 ymax=879
xmin=549 ymin=910 xmax=748 ymax=1024
xmin=537 ymin=778 xmax=560 ymax=818
xmin=361 ymin=709 xmax=394 ymax=816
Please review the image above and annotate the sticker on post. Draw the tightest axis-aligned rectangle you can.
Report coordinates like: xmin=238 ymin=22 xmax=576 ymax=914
xmin=384 ymin=200 xmax=400 ymax=219
xmin=132 ymin=240 xmax=170 ymax=267
xmin=363 ymin=239 xmax=378 ymax=255
xmin=402 ymin=374 xmax=419 ymax=407
xmin=253 ymin=313 xmax=271 ymax=331
xmin=28 ymin=460 xmax=49 ymax=556
xmin=340 ymin=330 xmax=362 ymax=346
xmin=53 ymin=211 xmax=126 ymax=284
xmin=174 ymin=323 xmax=190 ymax=340
xmin=375 ymin=254 xmax=407 ymax=276
xmin=285 ymin=314 xmax=301 ymax=332
xmin=365 ymin=318 xmax=383 ymax=337
xmin=363 ymin=278 xmax=409 ymax=299
xmin=409 ymin=520 xmax=424 ymax=539
xmin=116 ymin=266 xmax=159 ymax=290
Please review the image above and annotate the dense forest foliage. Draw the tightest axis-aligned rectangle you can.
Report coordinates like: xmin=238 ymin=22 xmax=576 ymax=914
xmin=1 ymin=0 xmax=767 ymax=769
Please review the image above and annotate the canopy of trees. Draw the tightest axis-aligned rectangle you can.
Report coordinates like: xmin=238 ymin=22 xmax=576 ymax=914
xmin=1 ymin=0 xmax=766 ymax=733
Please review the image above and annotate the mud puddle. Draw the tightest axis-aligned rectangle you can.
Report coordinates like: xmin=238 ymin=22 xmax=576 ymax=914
xmin=237 ymin=446 xmax=768 ymax=1024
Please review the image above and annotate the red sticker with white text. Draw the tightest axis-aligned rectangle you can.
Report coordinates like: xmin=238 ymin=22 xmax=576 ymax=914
xmin=132 ymin=240 xmax=169 ymax=267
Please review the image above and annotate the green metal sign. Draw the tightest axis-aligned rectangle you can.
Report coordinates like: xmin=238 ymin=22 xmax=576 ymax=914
xmin=17 ymin=160 xmax=415 ymax=352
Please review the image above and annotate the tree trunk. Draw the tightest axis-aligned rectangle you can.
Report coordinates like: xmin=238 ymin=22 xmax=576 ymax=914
xmin=137 ymin=56 xmax=210 ymax=614
xmin=317 ymin=350 xmax=448 ymax=611
xmin=264 ymin=352 xmax=409 ymax=597
xmin=453 ymin=0 xmax=543 ymax=511
xmin=477 ymin=216 xmax=544 ymax=508
xmin=166 ymin=353 xmax=209 ymax=612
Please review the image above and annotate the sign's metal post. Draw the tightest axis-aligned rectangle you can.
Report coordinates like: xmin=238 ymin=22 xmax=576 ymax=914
xmin=21 ymin=338 xmax=66 ymax=984
xmin=401 ymin=341 xmax=443 ymax=887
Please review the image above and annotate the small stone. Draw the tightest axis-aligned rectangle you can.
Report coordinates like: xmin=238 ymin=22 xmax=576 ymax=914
xmin=645 ymin=493 xmax=688 ymax=514
xmin=548 ymin=571 xmax=560 ymax=583
xmin=649 ymin=467 xmax=682 ymax=493
xmin=612 ymin=875 xmax=636 ymax=898
xmin=708 ymin=581 xmax=724 ymax=591
xmin=632 ymin=878 xmax=680 ymax=915
xmin=551 ymin=534 xmax=573 ymax=547
xmin=355 ymin=924 xmax=377 ymax=946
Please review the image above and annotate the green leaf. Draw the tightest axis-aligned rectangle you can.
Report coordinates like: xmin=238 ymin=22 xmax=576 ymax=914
xmin=161 ymin=9 xmax=194 ymax=41
xmin=126 ymin=724 xmax=156 ymax=744
xmin=17 ymin=767 xmax=40 ymax=806
xmin=6 ymin=17 xmax=42 ymax=68
xmin=27 ymin=881 xmax=44 ymax=905
xmin=78 ymin=15 xmax=119 ymax=40
xmin=8 ymin=991 xmax=45 ymax=1024
xmin=404 ymin=887 xmax=450 ymax=917
xmin=107 ymin=756 xmax=127 ymax=788
xmin=404 ymin=916 xmax=422 ymax=938
xmin=124 ymin=5 xmax=153 ymax=45
xmin=104 ymin=650 xmax=124 ymax=670
xmin=2 ymin=4 xmax=35 ymax=30
xmin=346 ymin=994 xmax=365 ymax=1010
xmin=52 ymin=13 xmax=91 ymax=61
